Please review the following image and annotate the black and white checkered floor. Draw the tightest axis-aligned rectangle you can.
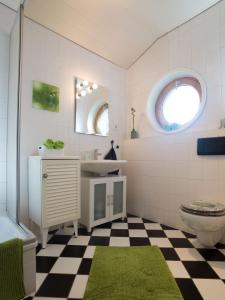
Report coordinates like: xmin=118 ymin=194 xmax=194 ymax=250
xmin=25 ymin=215 xmax=225 ymax=300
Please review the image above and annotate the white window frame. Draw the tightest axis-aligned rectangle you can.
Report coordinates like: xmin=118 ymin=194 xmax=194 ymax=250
xmin=146 ymin=69 xmax=207 ymax=134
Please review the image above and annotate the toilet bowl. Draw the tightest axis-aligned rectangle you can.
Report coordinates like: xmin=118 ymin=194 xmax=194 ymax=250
xmin=180 ymin=200 xmax=225 ymax=247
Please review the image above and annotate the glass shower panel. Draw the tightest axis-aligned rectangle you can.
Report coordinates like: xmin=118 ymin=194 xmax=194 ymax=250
xmin=6 ymin=6 xmax=23 ymax=222
xmin=0 ymin=4 xmax=10 ymax=213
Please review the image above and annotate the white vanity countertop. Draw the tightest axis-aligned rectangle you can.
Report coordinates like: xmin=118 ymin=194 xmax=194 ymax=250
xmin=81 ymin=159 xmax=127 ymax=175
xmin=29 ymin=156 xmax=81 ymax=160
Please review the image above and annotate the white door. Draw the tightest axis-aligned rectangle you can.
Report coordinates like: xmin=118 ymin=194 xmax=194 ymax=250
xmin=90 ymin=178 xmax=110 ymax=227
xmin=110 ymin=177 xmax=126 ymax=221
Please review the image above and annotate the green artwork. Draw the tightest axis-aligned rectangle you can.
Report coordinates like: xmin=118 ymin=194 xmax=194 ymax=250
xmin=32 ymin=80 xmax=59 ymax=112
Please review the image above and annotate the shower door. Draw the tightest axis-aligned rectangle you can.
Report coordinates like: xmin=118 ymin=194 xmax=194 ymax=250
xmin=6 ymin=5 xmax=23 ymax=222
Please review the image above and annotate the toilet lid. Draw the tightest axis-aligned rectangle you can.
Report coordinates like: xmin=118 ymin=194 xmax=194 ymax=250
xmin=181 ymin=200 xmax=225 ymax=217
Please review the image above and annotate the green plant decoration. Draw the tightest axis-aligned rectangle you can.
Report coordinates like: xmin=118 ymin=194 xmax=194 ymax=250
xmin=43 ymin=139 xmax=64 ymax=150
xmin=131 ymin=107 xmax=138 ymax=139
xmin=54 ymin=140 xmax=65 ymax=149
xmin=43 ymin=139 xmax=54 ymax=149
xmin=32 ymin=80 xmax=59 ymax=112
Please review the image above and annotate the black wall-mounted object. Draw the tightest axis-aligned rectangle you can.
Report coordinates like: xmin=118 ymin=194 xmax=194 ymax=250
xmin=197 ymin=136 xmax=225 ymax=155
xmin=104 ymin=140 xmax=119 ymax=175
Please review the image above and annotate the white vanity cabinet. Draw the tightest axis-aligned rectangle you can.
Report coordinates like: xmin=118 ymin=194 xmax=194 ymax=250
xmin=80 ymin=176 xmax=126 ymax=231
xmin=29 ymin=156 xmax=80 ymax=248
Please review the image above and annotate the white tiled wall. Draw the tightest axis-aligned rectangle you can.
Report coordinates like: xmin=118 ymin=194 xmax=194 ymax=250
xmin=123 ymin=130 xmax=225 ymax=233
xmin=20 ymin=19 xmax=127 ymax=225
xmin=123 ymin=1 xmax=225 ymax=240
xmin=0 ymin=32 xmax=9 ymax=213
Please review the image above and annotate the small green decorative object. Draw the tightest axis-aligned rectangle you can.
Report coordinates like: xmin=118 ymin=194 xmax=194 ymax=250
xmin=54 ymin=140 xmax=65 ymax=149
xmin=130 ymin=107 xmax=138 ymax=139
xmin=43 ymin=139 xmax=54 ymax=149
xmin=131 ymin=128 xmax=137 ymax=139
xmin=43 ymin=139 xmax=64 ymax=149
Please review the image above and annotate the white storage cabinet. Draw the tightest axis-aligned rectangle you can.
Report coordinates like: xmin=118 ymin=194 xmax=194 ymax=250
xmin=29 ymin=156 xmax=80 ymax=248
xmin=80 ymin=175 xmax=126 ymax=232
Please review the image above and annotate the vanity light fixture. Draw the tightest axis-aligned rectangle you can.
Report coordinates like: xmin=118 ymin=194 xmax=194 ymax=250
xmin=76 ymin=79 xmax=99 ymax=100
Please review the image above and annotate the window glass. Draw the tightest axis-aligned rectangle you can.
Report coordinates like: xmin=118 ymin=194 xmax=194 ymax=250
xmin=155 ymin=77 xmax=202 ymax=131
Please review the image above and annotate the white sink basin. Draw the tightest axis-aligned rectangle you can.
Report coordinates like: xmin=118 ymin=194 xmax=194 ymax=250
xmin=81 ymin=160 xmax=127 ymax=175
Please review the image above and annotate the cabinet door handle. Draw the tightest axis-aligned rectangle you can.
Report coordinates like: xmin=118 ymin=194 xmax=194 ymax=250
xmin=43 ymin=173 xmax=48 ymax=179
xmin=110 ymin=195 xmax=114 ymax=205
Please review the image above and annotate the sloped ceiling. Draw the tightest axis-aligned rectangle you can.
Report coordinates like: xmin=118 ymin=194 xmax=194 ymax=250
xmin=24 ymin=0 xmax=220 ymax=68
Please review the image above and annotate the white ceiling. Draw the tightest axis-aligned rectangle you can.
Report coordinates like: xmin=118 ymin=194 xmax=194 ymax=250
xmin=25 ymin=0 xmax=220 ymax=69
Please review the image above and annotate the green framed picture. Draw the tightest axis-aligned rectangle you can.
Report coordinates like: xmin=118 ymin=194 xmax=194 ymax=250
xmin=32 ymin=80 xmax=59 ymax=112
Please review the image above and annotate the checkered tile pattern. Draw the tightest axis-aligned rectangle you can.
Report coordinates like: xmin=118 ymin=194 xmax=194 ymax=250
xmin=24 ymin=215 xmax=225 ymax=300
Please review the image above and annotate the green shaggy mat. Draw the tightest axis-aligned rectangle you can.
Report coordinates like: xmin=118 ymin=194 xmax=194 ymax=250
xmin=0 ymin=238 xmax=25 ymax=300
xmin=84 ymin=246 xmax=183 ymax=300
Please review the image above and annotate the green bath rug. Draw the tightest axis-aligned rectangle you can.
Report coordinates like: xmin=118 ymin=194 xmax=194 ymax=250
xmin=84 ymin=245 xmax=183 ymax=300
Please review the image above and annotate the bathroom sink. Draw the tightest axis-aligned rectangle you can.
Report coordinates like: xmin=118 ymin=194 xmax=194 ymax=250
xmin=81 ymin=160 xmax=127 ymax=175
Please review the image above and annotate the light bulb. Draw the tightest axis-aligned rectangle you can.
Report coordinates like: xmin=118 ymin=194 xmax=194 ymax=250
xmin=92 ymin=83 xmax=98 ymax=90
xmin=81 ymin=90 xmax=87 ymax=97
xmin=83 ymin=80 xmax=89 ymax=86
xmin=76 ymin=83 xmax=82 ymax=89
xmin=76 ymin=93 xmax=80 ymax=99
xmin=88 ymin=86 xmax=93 ymax=93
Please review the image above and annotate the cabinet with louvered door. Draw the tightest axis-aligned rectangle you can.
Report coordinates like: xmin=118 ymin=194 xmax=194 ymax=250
xmin=29 ymin=156 xmax=80 ymax=248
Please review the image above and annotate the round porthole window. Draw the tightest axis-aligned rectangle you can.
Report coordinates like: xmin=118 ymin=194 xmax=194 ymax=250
xmin=147 ymin=70 xmax=206 ymax=133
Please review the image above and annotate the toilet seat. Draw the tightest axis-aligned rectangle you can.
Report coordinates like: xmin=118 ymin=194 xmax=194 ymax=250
xmin=181 ymin=200 xmax=225 ymax=217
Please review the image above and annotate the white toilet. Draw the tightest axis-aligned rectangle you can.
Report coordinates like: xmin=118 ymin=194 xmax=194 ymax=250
xmin=180 ymin=200 xmax=225 ymax=247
